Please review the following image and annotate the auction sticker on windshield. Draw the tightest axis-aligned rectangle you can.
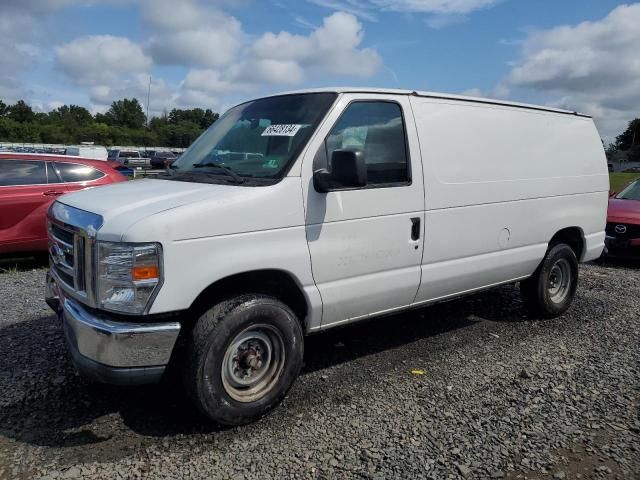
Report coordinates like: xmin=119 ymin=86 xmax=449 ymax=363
xmin=261 ymin=124 xmax=301 ymax=137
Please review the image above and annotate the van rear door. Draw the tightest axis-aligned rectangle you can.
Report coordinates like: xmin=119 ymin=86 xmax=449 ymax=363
xmin=301 ymin=94 xmax=425 ymax=327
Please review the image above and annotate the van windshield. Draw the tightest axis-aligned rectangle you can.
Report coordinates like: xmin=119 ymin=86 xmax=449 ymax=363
xmin=616 ymin=180 xmax=640 ymax=201
xmin=165 ymin=93 xmax=337 ymax=184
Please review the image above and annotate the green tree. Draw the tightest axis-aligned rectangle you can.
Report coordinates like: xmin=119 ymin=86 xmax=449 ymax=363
xmin=0 ymin=97 xmax=217 ymax=147
xmin=605 ymin=142 xmax=617 ymax=160
xmin=168 ymin=108 xmax=218 ymax=129
xmin=40 ymin=124 xmax=72 ymax=144
xmin=94 ymin=112 xmax=110 ymax=124
xmin=201 ymin=109 xmax=219 ymax=129
xmin=0 ymin=118 xmax=22 ymax=140
xmin=7 ymin=100 xmax=35 ymax=123
xmin=77 ymin=122 xmax=113 ymax=145
xmin=49 ymin=105 xmax=93 ymax=125
xmin=104 ymin=98 xmax=146 ymax=129
xmin=615 ymin=118 xmax=640 ymax=151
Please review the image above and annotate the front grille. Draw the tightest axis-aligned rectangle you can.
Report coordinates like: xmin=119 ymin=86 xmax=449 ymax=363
xmin=606 ymin=222 xmax=640 ymax=239
xmin=47 ymin=202 xmax=102 ymax=309
xmin=48 ymin=222 xmax=86 ymax=293
xmin=50 ymin=223 xmax=73 ymax=245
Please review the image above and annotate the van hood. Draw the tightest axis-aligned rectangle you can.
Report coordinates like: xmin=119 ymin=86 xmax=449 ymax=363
xmin=58 ymin=177 xmax=303 ymax=242
xmin=60 ymin=178 xmax=218 ymax=220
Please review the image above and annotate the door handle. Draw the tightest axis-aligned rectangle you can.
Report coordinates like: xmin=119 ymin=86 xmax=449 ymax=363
xmin=43 ymin=190 xmax=64 ymax=196
xmin=410 ymin=217 xmax=421 ymax=241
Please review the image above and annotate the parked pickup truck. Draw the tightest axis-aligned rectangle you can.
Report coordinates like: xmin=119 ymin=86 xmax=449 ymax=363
xmin=45 ymin=88 xmax=609 ymax=426
xmin=108 ymin=149 xmax=150 ymax=169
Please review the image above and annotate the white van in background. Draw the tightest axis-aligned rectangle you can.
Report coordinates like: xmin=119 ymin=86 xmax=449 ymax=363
xmin=64 ymin=145 xmax=108 ymax=160
xmin=45 ymin=88 xmax=609 ymax=425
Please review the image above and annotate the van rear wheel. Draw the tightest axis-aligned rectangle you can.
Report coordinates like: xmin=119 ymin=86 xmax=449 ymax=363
xmin=184 ymin=294 xmax=304 ymax=425
xmin=520 ymin=243 xmax=578 ymax=318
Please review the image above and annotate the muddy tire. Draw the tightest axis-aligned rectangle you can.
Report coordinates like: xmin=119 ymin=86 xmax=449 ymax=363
xmin=520 ymin=243 xmax=579 ymax=318
xmin=184 ymin=294 xmax=304 ymax=425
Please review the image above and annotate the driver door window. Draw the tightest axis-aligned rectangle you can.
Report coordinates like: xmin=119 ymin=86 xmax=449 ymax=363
xmin=326 ymin=101 xmax=409 ymax=186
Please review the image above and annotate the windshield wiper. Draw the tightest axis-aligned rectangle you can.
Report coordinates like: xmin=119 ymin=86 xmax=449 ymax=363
xmin=193 ymin=162 xmax=245 ymax=183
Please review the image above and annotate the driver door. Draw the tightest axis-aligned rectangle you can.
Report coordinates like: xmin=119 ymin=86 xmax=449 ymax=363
xmin=301 ymin=94 xmax=425 ymax=327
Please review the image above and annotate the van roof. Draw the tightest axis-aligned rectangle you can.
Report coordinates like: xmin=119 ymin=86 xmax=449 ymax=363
xmin=67 ymin=145 xmax=107 ymax=149
xmin=263 ymin=87 xmax=591 ymax=118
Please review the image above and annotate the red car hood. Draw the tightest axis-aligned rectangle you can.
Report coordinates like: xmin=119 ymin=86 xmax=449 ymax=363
xmin=608 ymin=197 xmax=640 ymax=224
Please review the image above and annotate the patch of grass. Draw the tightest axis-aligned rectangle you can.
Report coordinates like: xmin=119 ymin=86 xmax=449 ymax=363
xmin=609 ymin=173 xmax=640 ymax=193
xmin=0 ymin=254 xmax=48 ymax=274
xmin=0 ymin=265 xmax=18 ymax=274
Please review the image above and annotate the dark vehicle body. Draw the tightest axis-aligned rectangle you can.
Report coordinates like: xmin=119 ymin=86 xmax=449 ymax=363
xmin=605 ymin=179 xmax=640 ymax=257
xmin=149 ymin=151 xmax=177 ymax=169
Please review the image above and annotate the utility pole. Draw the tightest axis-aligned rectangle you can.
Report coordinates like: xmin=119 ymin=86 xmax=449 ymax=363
xmin=146 ymin=75 xmax=151 ymax=129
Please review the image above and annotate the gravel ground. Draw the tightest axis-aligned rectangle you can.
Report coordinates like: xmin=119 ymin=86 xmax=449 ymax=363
xmin=0 ymin=261 xmax=638 ymax=480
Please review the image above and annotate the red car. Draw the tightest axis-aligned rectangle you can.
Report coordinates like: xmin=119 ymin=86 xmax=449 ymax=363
xmin=0 ymin=153 xmax=126 ymax=255
xmin=605 ymin=178 xmax=640 ymax=257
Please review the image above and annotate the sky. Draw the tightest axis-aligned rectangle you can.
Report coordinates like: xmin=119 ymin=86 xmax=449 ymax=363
xmin=1 ymin=0 xmax=638 ymax=140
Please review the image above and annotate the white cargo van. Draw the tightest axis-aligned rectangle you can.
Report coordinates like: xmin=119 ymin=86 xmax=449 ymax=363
xmin=64 ymin=145 xmax=109 ymax=161
xmin=45 ymin=88 xmax=608 ymax=425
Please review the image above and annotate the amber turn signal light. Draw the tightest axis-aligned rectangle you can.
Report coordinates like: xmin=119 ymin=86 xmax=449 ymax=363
xmin=132 ymin=265 xmax=160 ymax=281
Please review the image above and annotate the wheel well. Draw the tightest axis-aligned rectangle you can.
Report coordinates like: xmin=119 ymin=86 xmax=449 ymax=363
xmin=186 ymin=270 xmax=309 ymax=330
xmin=549 ymin=227 xmax=584 ymax=260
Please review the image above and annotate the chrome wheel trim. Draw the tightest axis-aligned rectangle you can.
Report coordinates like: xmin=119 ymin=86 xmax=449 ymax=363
xmin=548 ymin=258 xmax=572 ymax=304
xmin=221 ymin=324 xmax=285 ymax=403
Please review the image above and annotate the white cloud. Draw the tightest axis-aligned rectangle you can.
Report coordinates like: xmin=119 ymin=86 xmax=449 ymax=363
xmin=175 ymin=11 xmax=382 ymax=106
xmin=308 ymin=0 xmax=379 ymax=22
xmin=460 ymin=87 xmax=483 ymax=97
xmin=89 ymin=74 xmax=176 ymax=113
xmin=505 ymin=4 xmax=640 ymax=139
xmin=252 ymin=12 xmax=381 ymax=78
xmin=55 ymin=35 xmax=152 ymax=85
xmin=0 ymin=0 xmax=134 ymax=100
xmin=173 ymin=89 xmax=220 ymax=110
xmin=294 ymin=16 xmax=320 ymax=30
xmin=147 ymin=29 xmax=243 ymax=68
xmin=228 ymin=60 xmax=305 ymax=85
xmin=47 ymin=100 xmax=66 ymax=111
xmin=0 ymin=5 xmax=44 ymax=99
xmin=370 ymin=0 xmax=500 ymax=14
xmin=1 ymin=1 xmax=383 ymax=116
xmin=3 ymin=0 xmax=129 ymax=9
xmin=140 ymin=0 xmax=215 ymax=30
xmin=142 ymin=0 xmax=244 ymax=68
xmin=308 ymin=0 xmax=501 ymax=23
xmin=183 ymin=69 xmax=239 ymax=95
xmin=3 ymin=0 xmax=73 ymax=11
xmin=459 ymin=83 xmax=509 ymax=99
xmin=53 ymin=35 xmax=166 ymax=114
xmin=425 ymin=14 xmax=467 ymax=28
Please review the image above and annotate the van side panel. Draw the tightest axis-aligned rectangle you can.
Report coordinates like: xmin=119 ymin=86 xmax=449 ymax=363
xmin=409 ymin=97 xmax=608 ymax=303
xmin=410 ymin=98 xmax=608 ymax=209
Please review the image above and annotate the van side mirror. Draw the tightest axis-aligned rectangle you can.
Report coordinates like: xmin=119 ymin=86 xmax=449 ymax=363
xmin=313 ymin=150 xmax=367 ymax=193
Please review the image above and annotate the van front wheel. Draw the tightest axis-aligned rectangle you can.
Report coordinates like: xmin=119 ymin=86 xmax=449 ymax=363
xmin=184 ymin=294 xmax=304 ymax=425
xmin=520 ymin=243 xmax=578 ymax=318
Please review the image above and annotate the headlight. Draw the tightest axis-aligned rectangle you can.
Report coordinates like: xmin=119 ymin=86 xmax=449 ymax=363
xmin=96 ymin=242 xmax=162 ymax=314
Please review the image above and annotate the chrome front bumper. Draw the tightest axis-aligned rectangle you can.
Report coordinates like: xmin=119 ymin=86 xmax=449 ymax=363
xmin=46 ymin=273 xmax=181 ymax=385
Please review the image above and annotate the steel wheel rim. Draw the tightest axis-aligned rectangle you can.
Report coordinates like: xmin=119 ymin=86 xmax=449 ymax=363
xmin=221 ymin=324 xmax=285 ymax=403
xmin=548 ymin=258 xmax=571 ymax=304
